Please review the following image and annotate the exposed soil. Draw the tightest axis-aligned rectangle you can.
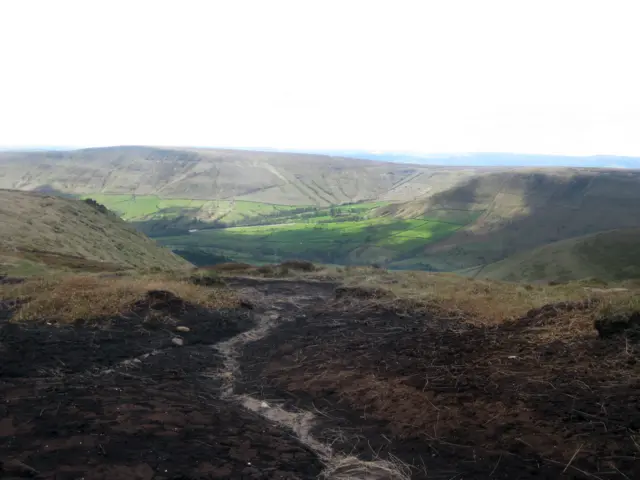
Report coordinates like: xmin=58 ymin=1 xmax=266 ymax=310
xmin=238 ymin=283 xmax=640 ymax=479
xmin=3 ymin=278 xmax=640 ymax=479
xmin=0 ymin=289 xmax=323 ymax=479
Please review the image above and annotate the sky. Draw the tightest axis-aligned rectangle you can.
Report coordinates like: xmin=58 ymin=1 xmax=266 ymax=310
xmin=1 ymin=0 xmax=639 ymax=155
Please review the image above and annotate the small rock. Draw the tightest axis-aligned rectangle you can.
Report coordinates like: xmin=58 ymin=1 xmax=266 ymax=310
xmin=269 ymin=314 xmax=280 ymax=321
xmin=176 ymin=326 xmax=190 ymax=333
xmin=260 ymin=401 xmax=269 ymax=408
xmin=508 ymin=355 xmax=518 ymax=359
xmin=171 ymin=337 xmax=184 ymax=346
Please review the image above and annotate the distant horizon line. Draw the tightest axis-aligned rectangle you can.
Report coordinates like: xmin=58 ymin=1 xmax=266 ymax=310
xmin=2 ymin=144 xmax=640 ymax=159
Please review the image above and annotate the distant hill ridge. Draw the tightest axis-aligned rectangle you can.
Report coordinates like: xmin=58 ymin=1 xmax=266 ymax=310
xmin=0 ymin=146 xmax=525 ymax=205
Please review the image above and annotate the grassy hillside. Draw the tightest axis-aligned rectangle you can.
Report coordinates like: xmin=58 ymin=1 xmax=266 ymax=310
xmin=79 ymin=194 xmax=323 ymax=236
xmin=62 ymin=193 xmax=476 ymax=268
xmin=0 ymin=190 xmax=189 ymax=275
xmin=4 ymin=147 xmax=640 ymax=276
xmin=464 ymin=228 xmax=640 ymax=283
xmin=0 ymin=146 xmax=487 ymax=205
xmin=377 ymin=169 xmax=640 ymax=271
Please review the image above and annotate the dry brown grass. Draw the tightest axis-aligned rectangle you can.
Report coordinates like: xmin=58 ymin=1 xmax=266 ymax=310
xmin=0 ymin=273 xmax=239 ymax=323
xmin=204 ymin=261 xmax=640 ymax=326
xmin=286 ymin=265 xmax=640 ymax=325
xmin=320 ymin=454 xmax=412 ymax=480
xmin=203 ymin=261 xmax=317 ymax=278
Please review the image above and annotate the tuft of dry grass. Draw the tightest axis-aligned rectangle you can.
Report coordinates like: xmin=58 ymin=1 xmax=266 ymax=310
xmin=198 ymin=260 xmax=640 ymax=326
xmin=596 ymin=293 xmax=640 ymax=318
xmin=291 ymin=265 xmax=640 ymax=325
xmin=0 ymin=273 xmax=239 ymax=323
xmin=320 ymin=454 xmax=412 ymax=480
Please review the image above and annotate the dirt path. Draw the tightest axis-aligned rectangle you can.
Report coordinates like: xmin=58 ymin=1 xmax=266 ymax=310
xmin=0 ymin=289 xmax=325 ymax=479
xmin=3 ymin=278 xmax=638 ymax=479
xmin=235 ymin=281 xmax=640 ymax=480
xmin=1 ymin=281 xmax=413 ymax=479
xmin=221 ymin=278 xmax=411 ymax=479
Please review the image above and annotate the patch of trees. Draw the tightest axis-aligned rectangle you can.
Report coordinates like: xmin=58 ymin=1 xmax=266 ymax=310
xmin=84 ymin=198 xmax=112 ymax=216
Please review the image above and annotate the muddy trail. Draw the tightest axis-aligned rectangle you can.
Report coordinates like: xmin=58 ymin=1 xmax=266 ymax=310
xmin=0 ymin=287 xmax=326 ymax=479
xmin=235 ymin=281 xmax=640 ymax=479
xmin=2 ymin=278 xmax=640 ymax=479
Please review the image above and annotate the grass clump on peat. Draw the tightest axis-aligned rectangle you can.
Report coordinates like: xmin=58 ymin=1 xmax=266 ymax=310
xmin=309 ymin=266 xmax=640 ymax=325
xmin=0 ymin=272 xmax=239 ymax=323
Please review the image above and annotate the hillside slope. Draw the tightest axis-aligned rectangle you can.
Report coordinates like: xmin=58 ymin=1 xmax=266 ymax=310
xmin=0 ymin=190 xmax=189 ymax=274
xmin=0 ymin=146 xmax=487 ymax=205
xmin=378 ymin=169 xmax=640 ymax=270
xmin=465 ymin=228 xmax=640 ymax=282
xmin=3 ymin=147 xmax=640 ymax=274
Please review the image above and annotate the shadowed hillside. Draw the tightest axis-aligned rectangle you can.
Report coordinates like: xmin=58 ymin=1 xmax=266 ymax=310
xmin=378 ymin=169 xmax=640 ymax=271
xmin=466 ymin=228 xmax=640 ymax=282
xmin=0 ymin=190 xmax=189 ymax=274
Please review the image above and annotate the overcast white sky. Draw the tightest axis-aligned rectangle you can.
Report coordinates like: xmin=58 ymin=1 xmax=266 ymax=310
xmin=1 ymin=0 xmax=639 ymax=155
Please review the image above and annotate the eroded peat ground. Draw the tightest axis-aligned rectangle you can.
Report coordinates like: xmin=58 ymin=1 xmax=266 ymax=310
xmin=236 ymin=280 xmax=640 ymax=479
xmin=0 ymin=290 xmax=323 ymax=479
xmin=2 ymin=278 xmax=640 ymax=479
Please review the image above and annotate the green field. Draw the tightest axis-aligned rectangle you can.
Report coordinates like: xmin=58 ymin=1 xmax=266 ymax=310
xmin=81 ymin=194 xmax=472 ymax=267
xmin=157 ymin=216 xmax=464 ymax=265
xmin=81 ymin=194 xmax=305 ymax=223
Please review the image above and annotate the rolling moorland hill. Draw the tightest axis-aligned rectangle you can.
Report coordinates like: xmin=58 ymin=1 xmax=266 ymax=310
xmin=268 ymin=149 xmax=640 ymax=168
xmin=379 ymin=168 xmax=640 ymax=271
xmin=462 ymin=227 xmax=640 ymax=283
xmin=0 ymin=146 xmax=490 ymax=205
xmin=0 ymin=189 xmax=189 ymax=275
xmin=2 ymin=146 xmax=640 ymax=277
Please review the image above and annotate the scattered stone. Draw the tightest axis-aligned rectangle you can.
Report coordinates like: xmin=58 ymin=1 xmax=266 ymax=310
xmin=171 ymin=337 xmax=185 ymax=346
xmin=269 ymin=314 xmax=280 ymax=321
xmin=176 ymin=326 xmax=191 ymax=333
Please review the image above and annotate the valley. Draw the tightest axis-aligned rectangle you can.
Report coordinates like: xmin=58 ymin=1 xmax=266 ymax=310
xmin=82 ymin=193 xmax=472 ymax=267
xmin=3 ymin=146 xmax=640 ymax=281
